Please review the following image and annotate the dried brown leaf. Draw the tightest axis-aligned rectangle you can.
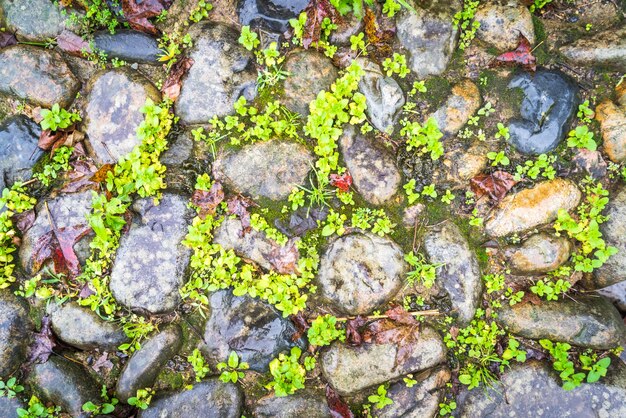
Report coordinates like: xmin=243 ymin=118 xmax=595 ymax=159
xmin=302 ymin=0 xmax=338 ymax=49
xmin=0 ymin=30 xmax=17 ymax=49
xmin=27 ymin=316 xmax=57 ymax=365
xmin=192 ymin=181 xmax=224 ymax=220
xmin=162 ymin=57 xmax=194 ymax=101
xmin=470 ymin=171 xmax=517 ymax=202
xmin=268 ymin=239 xmax=300 ymax=275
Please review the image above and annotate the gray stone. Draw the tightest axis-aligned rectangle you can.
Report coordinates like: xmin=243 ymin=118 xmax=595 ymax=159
xmin=357 ymin=59 xmax=405 ymax=134
xmin=320 ymin=325 xmax=446 ymax=395
xmin=116 ymin=325 xmax=183 ymax=403
xmin=507 ymin=70 xmax=579 ymax=155
xmin=374 ymin=367 xmax=450 ymax=418
xmin=458 ymin=360 xmax=626 ymax=417
xmin=252 ymin=388 xmax=331 ymax=418
xmin=504 ymin=233 xmax=572 ymax=275
xmin=593 ymin=187 xmax=626 ymax=288
xmin=430 ymin=79 xmax=481 ymax=137
xmin=317 ymin=232 xmax=405 ymax=315
xmin=110 ymin=194 xmax=193 ymax=314
xmin=48 ymin=302 xmax=127 ymax=351
xmin=282 ymin=50 xmax=339 ymax=116
xmin=93 ymin=30 xmax=161 ymax=64
xmin=0 ymin=115 xmax=43 ymax=191
xmin=597 ymin=281 xmax=626 ymax=312
xmin=19 ymin=191 xmax=94 ymax=275
xmin=424 ymin=221 xmax=482 ymax=325
xmin=0 ymin=0 xmax=66 ymax=41
xmin=161 ymin=130 xmax=194 ymax=166
xmin=213 ymin=139 xmax=312 ymax=201
xmin=176 ymin=22 xmax=257 ymax=124
xmin=30 ymin=356 xmax=100 ymax=418
xmin=0 ymin=45 xmax=80 ymax=108
xmin=496 ymin=295 xmax=625 ymax=350
xmin=0 ymin=291 xmax=32 ymax=378
xmin=395 ymin=0 xmax=461 ymax=78
xmin=474 ymin=0 xmax=536 ymax=52
xmin=561 ymin=26 xmax=626 ymax=72
xmin=238 ymin=0 xmax=308 ymax=33
xmin=0 ymin=396 xmax=24 ymax=418
xmin=340 ymin=125 xmax=401 ymax=205
xmin=139 ymin=379 xmax=243 ymax=418
xmin=485 ymin=179 xmax=581 ymax=238
xmin=201 ymin=290 xmax=303 ymax=373
xmin=83 ymin=68 xmax=161 ymax=164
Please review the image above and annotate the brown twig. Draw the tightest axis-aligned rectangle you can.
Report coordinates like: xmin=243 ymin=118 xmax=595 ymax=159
xmin=334 ymin=309 xmax=440 ymax=322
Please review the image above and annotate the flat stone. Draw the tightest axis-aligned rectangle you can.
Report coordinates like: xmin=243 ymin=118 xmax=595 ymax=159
xmin=340 ymin=125 xmax=401 ymax=205
xmin=93 ymin=30 xmax=161 ymax=64
xmin=357 ymin=59 xmax=405 ymax=134
xmin=83 ymin=68 xmax=161 ymax=164
xmin=496 ymin=295 xmax=625 ymax=350
xmin=0 ymin=0 xmax=66 ymax=41
xmin=596 ymin=281 xmax=626 ymax=312
xmin=19 ymin=191 xmax=94 ymax=275
xmin=395 ymin=0 xmax=461 ymax=78
xmin=213 ymin=139 xmax=312 ymax=201
xmin=561 ymin=26 xmax=626 ymax=72
xmin=424 ymin=221 xmax=482 ymax=325
xmin=593 ymin=187 xmax=626 ymax=288
xmin=110 ymin=194 xmax=193 ymax=314
xmin=49 ymin=302 xmax=127 ymax=351
xmin=504 ymin=233 xmax=572 ymax=275
xmin=430 ymin=79 xmax=481 ymax=137
xmin=116 ymin=325 xmax=183 ymax=403
xmin=458 ymin=360 xmax=626 ymax=417
xmin=596 ymin=99 xmax=626 ymax=163
xmin=0 ymin=45 xmax=80 ymax=108
xmin=29 ymin=356 xmax=100 ymax=418
xmin=238 ymin=0 xmax=308 ymax=33
xmin=282 ymin=50 xmax=339 ymax=116
xmin=507 ymin=70 xmax=579 ymax=155
xmin=0 ymin=114 xmax=43 ymax=191
xmin=201 ymin=290 xmax=303 ymax=373
xmin=317 ymin=232 xmax=405 ymax=315
xmin=139 ymin=379 xmax=243 ymax=418
xmin=0 ymin=396 xmax=24 ymax=418
xmin=320 ymin=325 xmax=446 ymax=395
xmin=0 ymin=291 xmax=32 ymax=378
xmin=176 ymin=22 xmax=257 ymax=124
xmin=485 ymin=179 xmax=581 ymax=238
xmin=251 ymin=388 xmax=331 ymax=418
xmin=474 ymin=0 xmax=536 ymax=52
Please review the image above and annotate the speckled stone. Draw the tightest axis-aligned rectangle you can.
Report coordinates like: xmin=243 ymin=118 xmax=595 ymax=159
xmin=430 ymin=79 xmax=481 ymax=137
xmin=109 ymin=194 xmax=194 ymax=314
xmin=0 ymin=0 xmax=66 ymax=41
xmin=0 ymin=115 xmax=43 ymax=191
xmin=83 ymin=68 xmax=161 ymax=164
xmin=251 ymin=388 xmax=331 ymax=418
xmin=593 ymin=187 xmax=626 ymax=288
xmin=504 ymin=233 xmax=571 ymax=275
xmin=596 ymin=99 xmax=626 ymax=163
xmin=474 ymin=0 xmax=536 ymax=52
xmin=0 ymin=291 xmax=32 ymax=378
xmin=561 ymin=26 xmax=626 ymax=72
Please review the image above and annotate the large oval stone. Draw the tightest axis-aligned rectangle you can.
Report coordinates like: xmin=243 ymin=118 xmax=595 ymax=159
xmin=0 ymin=115 xmax=43 ymax=191
xmin=504 ymin=233 xmax=571 ymax=275
xmin=561 ymin=26 xmax=626 ymax=72
xmin=0 ymin=0 xmax=66 ymax=41
xmin=93 ymin=30 xmax=161 ymax=64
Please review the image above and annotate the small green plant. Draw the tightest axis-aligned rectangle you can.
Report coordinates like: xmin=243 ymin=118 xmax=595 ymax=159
xmin=307 ymin=314 xmax=346 ymax=346
xmin=577 ymin=100 xmax=594 ymax=123
xmin=382 ymin=53 xmax=410 ymax=78
xmin=34 ymin=146 xmax=73 ymax=186
xmin=368 ymin=385 xmax=393 ymax=410
xmin=403 ymin=179 xmax=421 ymax=204
xmin=487 ymin=150 xmax=510 ymax=167
xmin=530 ymin=278 xmax=571 ymax=301
xmin=39 ymin=104 xmax=81 ymax=131
xmin=529 ymin=0 xmax=553 ymax=13
xmin=350 ymin=32 xmax=367 ymax=55
xmin=188 ymin=348 xmax=210 ymax=382
xmin=266 ymin=347 xmax=306 ymax=397
xmin=453 ymin=0 xmax=481 ymax=50
xmin=127 ymin=388 xmax=154 ymax=410
xmin=401 ymin=117 xmax=445 ymax=160
xmin=438 ymin=400 xmax=457 ymax=416
xmin=350 ymin=208 xmax=395 ymax=236
xmin=68 ymin=0 xmax=120 ymax=35
xmin=321 ymin=209 xmax=347 ymax=237
xmin=17 ymin=395 xmax=60 ymax=418
xmin=567 ymin=125 xmax=596 ymax=150
xmin=483 ymin=273 xmax=505 ymax=294
xmin=403 ymin=375 xmax=417 ymax=387
xmin=217 ymin=351 xmax=250 ymax=383
xmin=189 ymin=0 xmax=213 ymax=23
xmin=82 ymin=386 xmax=118 ymax=415
xmin=540 ymin=340 xmax=611 ymax=390
xmin=514 ymin=154 xmax=556 ymax=181
xmin=441 ymin=189 xmax=456 ymax=204
xmin=239 ymin=25 xmax=260 ymax=51
xmin=0 ymin=377 xmax=24 ymax=399
xmin=119 ymin=315 xmax=155 ymax=353
xmin=405 ymin=251 xmax=440 ymax=289
xmin=495 ymin=123 xmax=510 ymax=140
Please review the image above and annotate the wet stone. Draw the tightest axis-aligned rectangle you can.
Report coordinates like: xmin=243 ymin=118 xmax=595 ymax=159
xmin=116 ymin=325 xmax=183 ymax=403
xmin=29 ymin=356 xmax=100 ymax=418
xmin=109 ymin=194 xmax=194 ymax=314
xmin=48 ymin=302 xmax=127 ymax=351
xmin=597 ymin=281 xmax=626 ymax=312
xmin=593 ymin=187 xmax=626 ymax=289
xmin=238 ymin=0 xmax=308 ymax=32
xmin=213 ymin=139 xmax=312 ymax=201
xmin=395 ymin=0 xmax=461 ymax=79
xmin=176 ymin=22 xmax=257 ymax=124
xmin=596 ymin=99 xmax=626 ymax=163
xmin=0 ymin=396 xmax=24 ymax=418
xmin=19 ymin=191 xmax=94 ymax=275
xmin=485 ymin=179 xmax=581 ymax=238
xmin=496 ymin=295 xmax=625 ymax=350
xmin=93 ymin=30 xmax=161 ymax=64
xmin=340 ymin=125 xmax=401 ymax=205
xmin=357 ymin=59 xmax=405 ymax=134
xmin=424 ymin=221 xmax=482 ymax=325
xmin=0 ymin=0 xmax=66 ymax=41
xmin=0 ymin=45 xmax=80 ymax=108
xmin=320 ymin=326 xmax=446 ymax=395
xmin=430 ymin=79 xmax=481 ymax=137
xmin=474 ymin=0 xmax=536 ymax=52
xmin=83 ymin=68 xmax=161 ymax=164
xmin=251 ymin=388 xmax=331 ymax=418
xmin=507 ymin=70 xmax=578 ymax=155
xmin=317 ymin=232 xmax=405 ymax=315
xmin=0 ymin=114 xmax=43 ymax=191
xmin=201 ymin=290 xmax=303 ymax=373
xmin=139 ymin=379 xmax=243 ymax=418
xmin=0 ymin=291 xmax=32 ymax=378
xmin=504 ymin=233 xmax=572 ymax=275
xmin=560 ymin=26 xmax=626 ymax=72
xmin=282 ymin=50 xmax=339 ymax=116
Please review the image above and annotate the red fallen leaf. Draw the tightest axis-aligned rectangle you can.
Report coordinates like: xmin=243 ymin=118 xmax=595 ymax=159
xmin=470 ymin=171 xmax=517 ymax=202
xmin=26 ymin=316 xmax=57 ymax=365
xmin=329 ymin=172 xmax=352 ymax=193
xmin=302 ymin=0 xmax=338 ymax=49
xmin=385 ymin=305 xmax=418 ymax=326
xmin=161 ymin=57 xmax=194 ymax=101
xmin=0 ymin=30 xmax=17 ymax=49
xmin=14 ymin=209 xmax=36 ymax=234
xmin=56 ymin=29 xmax=91 ymax=57
xmin=491 ymin=34 xmax=536 ymax=71
xmin=122 ymin=0 xmax=170 ymax=35
xmin=326 ymin=385 xmax=354 ymax=418
xmin=345 ymin=315 xmax=367 ymax=346
xmin=362 ymin=319 xmax=420 ymax=367
xmin=192 ymin=181 xmax=224 ymax=220
xmin=290 ymin=312 xmax=310 ymax=341
xmin=227 ymin=196 xmax=253 ymax=233
xmin=267 ymin=238 xmax=300 ymax=274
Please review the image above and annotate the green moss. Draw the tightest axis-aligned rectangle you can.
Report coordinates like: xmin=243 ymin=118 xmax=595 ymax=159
xmin=423 ymin=77 xmax=452 ymax=108
xmin=531 ymin=16 xmax=550 ymax=66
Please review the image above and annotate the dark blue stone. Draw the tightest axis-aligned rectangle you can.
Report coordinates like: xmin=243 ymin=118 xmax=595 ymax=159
xmin=238 ymin=0 xmax=309 ymax=33
xmin=0 ymin=115 xmax=43 ymax=191
xmin=93 ymin=29 xmax=161 ymax=64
